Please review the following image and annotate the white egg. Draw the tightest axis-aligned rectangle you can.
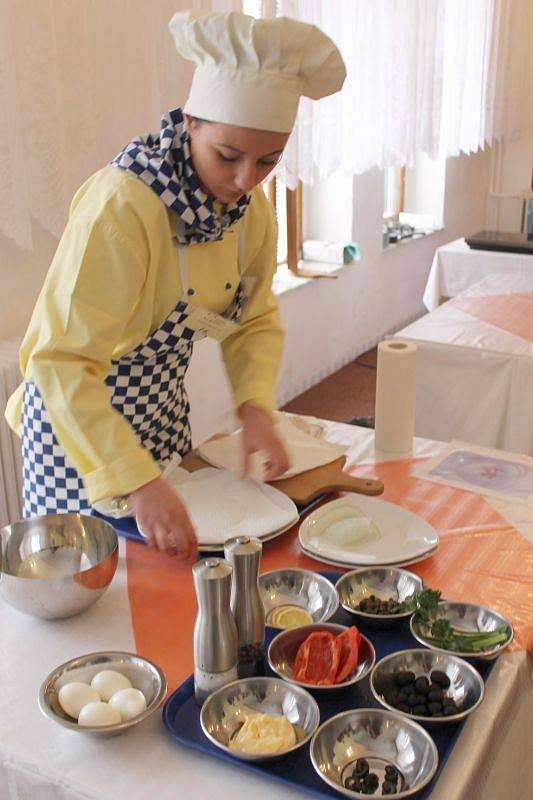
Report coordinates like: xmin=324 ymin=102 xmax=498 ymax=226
xmin=108 ymin=688 xmax=147 ymax=721
xmin=90 ymin=669 xmax=132 ymax=701
xmin=58 ymin=682 xmax=101 ymax=719
xmin=78 ymin=701 xmax=122 ymax=727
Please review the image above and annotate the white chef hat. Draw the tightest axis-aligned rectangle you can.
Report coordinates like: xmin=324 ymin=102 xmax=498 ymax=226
xmin=168 ymin=10 xmax=346 ymax=133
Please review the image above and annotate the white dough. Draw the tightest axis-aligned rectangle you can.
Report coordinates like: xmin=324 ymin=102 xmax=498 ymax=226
xmin=78 ymin=701 xmax=122 ymax=727
xmin=109 ymin=688 xmax=147 ymax=721
xmin=58 ymin=682 xmax=101 ymax=719
xmin=90 ymin=669 xmax=132 ymax=701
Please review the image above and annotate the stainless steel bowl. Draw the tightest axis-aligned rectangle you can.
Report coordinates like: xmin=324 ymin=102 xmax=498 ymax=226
xmin=200 ymin=676 xmax=320 ymax=761
xmin=267 ymin=622 xmax=375 ymax=691
xmin=310 ymin=708 xmax=438 ymax=799
xmin=0 ymin=514 xmax=118 ymax=619
xmin=259 ymin=568 xmax=339 ymax=629
xmin=370 ymin=648 xmax=484 ymax=724
xmin=39 ymin=651 xmax=167 ymax=736
xmin=336 ymin=568 xmax=423 ymax=624
xmin=410 ymin=600 xmax=514 ymax=660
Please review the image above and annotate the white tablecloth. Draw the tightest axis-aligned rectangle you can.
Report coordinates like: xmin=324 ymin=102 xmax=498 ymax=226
xmin=1 ymin=423 xmax=532 ymax=800
xmin=398 ymin=273 xmax=533 ymax=455
xmin=423 ymin=237 xmax=533 ymax=311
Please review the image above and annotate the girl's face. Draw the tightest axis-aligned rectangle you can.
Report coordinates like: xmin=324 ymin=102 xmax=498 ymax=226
xmin=185 ymin=114 xmax=289 ymax=203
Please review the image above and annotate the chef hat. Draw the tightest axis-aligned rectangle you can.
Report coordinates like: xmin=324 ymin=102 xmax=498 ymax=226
xmin=168 ymin=10 xmax=346 ymax=133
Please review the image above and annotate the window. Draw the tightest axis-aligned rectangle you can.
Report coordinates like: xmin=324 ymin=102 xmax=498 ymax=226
xmin=383 ymin=153 xmax=446 ymax=246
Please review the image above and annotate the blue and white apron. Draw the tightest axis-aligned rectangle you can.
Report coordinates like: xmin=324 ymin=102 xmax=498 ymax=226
xmin=21 ymin=233 xmax=248 ymax=517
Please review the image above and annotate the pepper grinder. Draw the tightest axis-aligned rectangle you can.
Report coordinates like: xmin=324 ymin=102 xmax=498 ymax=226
xmin=192 ymin=558 xmax=238 ymax=705
xmin=224 ymin=536 xmax=265 ymax=677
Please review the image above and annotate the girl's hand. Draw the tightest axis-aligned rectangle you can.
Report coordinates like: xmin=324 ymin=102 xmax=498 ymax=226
xmin=130 ymin=476 xmax=197 ymax=560
xmin=240 ymin=403 xmax=290 ymax=481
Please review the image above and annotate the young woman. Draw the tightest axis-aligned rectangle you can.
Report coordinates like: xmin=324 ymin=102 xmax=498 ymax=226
xmin=5 ymin=10 xmax=345 ymax=557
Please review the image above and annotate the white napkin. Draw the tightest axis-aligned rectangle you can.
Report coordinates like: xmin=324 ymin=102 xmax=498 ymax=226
xmin=198 ymin=413 xmax=346 ymax=481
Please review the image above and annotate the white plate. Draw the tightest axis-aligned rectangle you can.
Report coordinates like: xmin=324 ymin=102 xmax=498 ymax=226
xmin=199 ymin=518 xmax=297 ymax=552
xmin=299 ymin=542 xmax=439 ymax=570
xmin=299 ymin=495 xmax=439 ymax=565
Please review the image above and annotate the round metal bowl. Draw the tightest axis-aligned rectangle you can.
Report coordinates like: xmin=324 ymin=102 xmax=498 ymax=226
xmin=336 ymin=568 xmax=423 ymax=625
xmin=0 ymin=514 xmax=118 ymax=619
xmin=310 ymin=708 xmax=438 ymax=799
xmin=267 ymin=622 xmax=375 ymax=692
xmin=370 ymin=648 xmax=484 ymax=725
xmin=200 ymin=676 xmax=320 ymax=761
xmin=39 ymin=651 xmax=167 ymax=736
xmin=259 ymin=568 xmax=339 ymax=629
xmin=410 ymin=600 xmax=514 ymax=661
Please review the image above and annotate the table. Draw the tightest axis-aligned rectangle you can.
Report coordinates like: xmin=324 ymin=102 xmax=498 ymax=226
xmin=2 ymin=422 xmax=532 ymax=800
xmin=397 ymin=273 xmax=533 ymax=455
xmin=423 ymin=237 xmax=533 ymax=311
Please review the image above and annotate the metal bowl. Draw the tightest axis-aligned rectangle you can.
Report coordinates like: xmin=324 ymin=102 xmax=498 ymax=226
xmin=0 ymin=514 xmax=118 ymax=619
xmin=39 ymin=651 xmax=167 ymax=736
xmin=370 ymin=648 xmax=484 ymax=725
xmin=200 ymin=676 xmax=320 ymax=761
xmin=410 ymin=600 xmax=514 ymax=661
xmin=267 ymin=622 xmax=375 ymax=691
xmin=336 ymin=568 xmax=423 ymax=625
xmin=310 ymin=708 xmax=438 ymax=799
xmin=259 ymin=568 xmax=339 ymax=629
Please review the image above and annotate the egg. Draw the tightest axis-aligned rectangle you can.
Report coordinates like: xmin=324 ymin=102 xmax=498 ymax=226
xmin=108 ymin=688 xmax=147 ymax=721
xmin=58 ymin=682 xmax=101 ymax=719
xmin=90 ymin=669 xmax=132 ymax=701
xmin=78 ymin=701 xmax=122 ymax=727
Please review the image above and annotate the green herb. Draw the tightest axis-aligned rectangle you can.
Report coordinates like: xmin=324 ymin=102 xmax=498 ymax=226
xmin=400 ymin=586 xmax=510 ymax=653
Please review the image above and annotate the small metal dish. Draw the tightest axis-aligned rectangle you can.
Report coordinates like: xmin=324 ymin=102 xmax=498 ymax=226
xmin=267 ymin=622 xmax=375 ymax=691
xmin=410 ymin=600 xmax=514 ymax=660
xmin=200 ymin=676 xmax=320 ymax=761
xmin=0 ymin=514 xmax=118 ymax=619
xmin=259 ymin=568 xmax=339 ymax=629
xmin=336 ymin=568 xmax=423 ymax=625
xmin=39 ymin=651 xmax=167 ymax=736
xmin=370 ymin=648 xmax=484 ymax=725
xmin=310 ymin=708 xmax=438 ymax=799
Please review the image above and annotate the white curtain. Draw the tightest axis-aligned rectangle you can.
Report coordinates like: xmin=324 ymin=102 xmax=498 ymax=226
xmin=0 ymin=0 xmax=240 ymax=251
xmin=277 ymin=0 xmax=531 ymax=188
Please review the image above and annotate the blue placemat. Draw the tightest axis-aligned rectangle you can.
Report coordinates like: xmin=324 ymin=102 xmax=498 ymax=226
xmin=163 ymin=571 xmax=494 ymax=799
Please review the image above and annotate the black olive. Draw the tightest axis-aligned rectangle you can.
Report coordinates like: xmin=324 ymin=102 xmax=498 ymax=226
xmin=414 ymin=677 xmax=430 ymax=694
xmin=443 ymin=705 xmax=458 ymax=716
xmin=428 ymin=702 xmax=443 ymax=714
xmin=407 ymin=694 xmax=419 ymax=708
xmin=385 ymin=765 xmax=400 ymax=781
xmin=355 ymin=758 xmax=370 ymax=778
xmin=363 ymin=772 xmax=379 ymax=787
xmin=361 ymin=787 xmax=376 ymax=795
xmin=385 ymin=689 xmax=399 ymax=705
xmin=396 ymin=671 xmax=415 ymax=687
xmin=396 ymin=690 xmax=408 ymax=703
xmin=382 ymin=781 xmax=398 ymax=794
xmin=396 ymin=703 xmax=410 ymax=713
xmin=430 ymin=670 xmax=451 ymax=689
xmin=428 ymin=689 xmax=443 ymax=703
xmin=344 ymin=777 xmax=357 ymax=790
xmin=413 ymin=704 xmax=428 ymax=715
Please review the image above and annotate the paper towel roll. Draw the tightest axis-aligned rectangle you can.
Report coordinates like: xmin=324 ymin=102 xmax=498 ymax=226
xmin=374 ymin=340 xmax=417 ymax=454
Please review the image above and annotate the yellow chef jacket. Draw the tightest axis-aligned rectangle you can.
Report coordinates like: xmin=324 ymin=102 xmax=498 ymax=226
xmin=5 ymin=165 xmax=284 ymax=503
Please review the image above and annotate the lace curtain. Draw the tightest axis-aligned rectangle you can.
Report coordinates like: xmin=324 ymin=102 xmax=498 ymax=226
xmin=0 ymin=0 xmax=239 ymax=250
xmin=276 ymin=0 xmax=531 ymax=188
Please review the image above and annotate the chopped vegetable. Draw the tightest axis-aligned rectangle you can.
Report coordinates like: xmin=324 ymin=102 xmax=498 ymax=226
xmin=292 ymin=626 xmax=361 ymax=685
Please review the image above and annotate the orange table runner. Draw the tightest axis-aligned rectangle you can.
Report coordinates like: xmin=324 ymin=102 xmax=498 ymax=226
xmin=450 ymin=293 xmax=533 ymax=342
xmin=126 ymin=457 xmax=533 ymax=691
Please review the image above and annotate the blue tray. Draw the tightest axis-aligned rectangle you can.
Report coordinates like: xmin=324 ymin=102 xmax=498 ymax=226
xmin=91 ymin=494 xmax=329 ymax=547
xmin=163 ymin=571 xmax=494 ymax=799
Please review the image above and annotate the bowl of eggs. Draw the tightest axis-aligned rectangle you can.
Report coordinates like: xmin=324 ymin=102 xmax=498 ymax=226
xmin=39 ymin=651 xmax=167 ymax=736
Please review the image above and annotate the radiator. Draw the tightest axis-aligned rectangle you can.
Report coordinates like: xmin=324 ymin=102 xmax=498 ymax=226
xmin=0 ymin=339 xmax=23 ymax=527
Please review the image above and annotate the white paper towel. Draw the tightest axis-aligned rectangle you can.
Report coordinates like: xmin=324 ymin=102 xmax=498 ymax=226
xmin=374 ymin=340 xmax=417 ymax=454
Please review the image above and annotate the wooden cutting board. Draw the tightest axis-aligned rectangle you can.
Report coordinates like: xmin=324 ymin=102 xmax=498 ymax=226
xmin=180 ymin=451 xmax=383 ymax=505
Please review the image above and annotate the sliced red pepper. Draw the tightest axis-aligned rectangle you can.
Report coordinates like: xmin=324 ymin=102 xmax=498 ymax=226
xmin=292 ymin=631 xmax=342 ymax=685
xmin=335 ymin=626 xmax=361 ymax=683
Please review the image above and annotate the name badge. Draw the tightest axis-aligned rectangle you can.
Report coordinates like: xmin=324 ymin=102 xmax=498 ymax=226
xmin=185 ymin=307 xmax=239 ymax=341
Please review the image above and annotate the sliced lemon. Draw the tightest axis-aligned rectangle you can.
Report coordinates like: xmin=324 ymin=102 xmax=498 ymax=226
xmin=269 ymin=604 xmax=313 ymax=629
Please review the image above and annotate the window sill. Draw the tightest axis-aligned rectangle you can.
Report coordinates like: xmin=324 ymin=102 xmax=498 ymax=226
xmin=382 ymin=227 xmax=444 ymax=253
xmin=272 ymin=261 xmax=351 ymax=296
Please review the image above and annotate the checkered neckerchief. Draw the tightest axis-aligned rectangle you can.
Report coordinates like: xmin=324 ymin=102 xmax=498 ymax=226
xmin=111 ymin=108 xmax=250 ymax=245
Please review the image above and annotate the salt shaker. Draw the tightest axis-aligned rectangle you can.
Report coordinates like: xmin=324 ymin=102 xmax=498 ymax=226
xmin=224 ymin=536 xmax=265 ymax=677
xmin=192 ymin=558 xmax=238 ymax=705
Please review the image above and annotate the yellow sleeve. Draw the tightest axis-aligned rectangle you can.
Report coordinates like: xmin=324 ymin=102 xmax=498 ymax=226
xmin=25 ymin=206 xmax=161 ymax=504
xmin=221 ymin=196 xmax=285 ymax=414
